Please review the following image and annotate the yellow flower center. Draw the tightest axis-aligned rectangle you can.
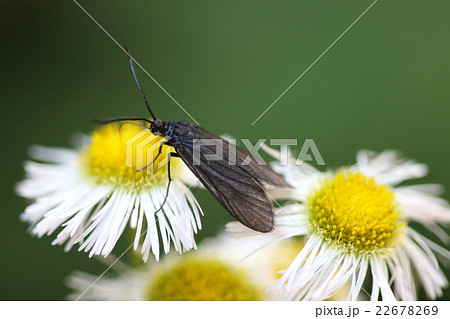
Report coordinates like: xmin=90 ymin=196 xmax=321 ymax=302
xmin=79 ymin=123 xmax=183 ymax=190
xmin=146 ymin=256 xmax=262 ymax=300
xmin=308 ymin=171 xmax=405 ymax=253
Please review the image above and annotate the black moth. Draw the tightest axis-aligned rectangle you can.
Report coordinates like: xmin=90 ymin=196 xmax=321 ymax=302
xmin=98 ymin=51 xmax=291 ymax=232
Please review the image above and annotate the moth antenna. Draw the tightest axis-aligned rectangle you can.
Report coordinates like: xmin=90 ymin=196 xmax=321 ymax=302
xmin=118 ymin=121 xmax=151 ymax=131
xmin=125 ymin=46 xmax=157 ymax=120
xmin=93 ymin=117 xmax=153 ymax=125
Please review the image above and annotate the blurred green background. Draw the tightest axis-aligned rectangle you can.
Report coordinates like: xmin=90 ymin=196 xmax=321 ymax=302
xmin=1 ymin=0 xmax=449 ymax=300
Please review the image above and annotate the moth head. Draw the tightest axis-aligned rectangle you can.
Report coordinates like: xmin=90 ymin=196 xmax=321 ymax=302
xmin=151 ymin=119 xmax=165 ymax=135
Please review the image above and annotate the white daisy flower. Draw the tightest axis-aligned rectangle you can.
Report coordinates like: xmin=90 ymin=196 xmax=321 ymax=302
xmin=66 ymin=235 xmax=270 ymax=301
xmin=66 ymin=233 xmax=350 ymax=301
xmin=17 ymin=123 xmax=202 ymax=261
xmin=228 ymin=148 xmax=450 ymax=301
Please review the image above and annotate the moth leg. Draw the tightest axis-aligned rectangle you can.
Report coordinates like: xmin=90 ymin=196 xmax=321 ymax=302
xmin=154 ymin=152 xmax=180 ymax=214
xmin=138 ymin=140 xmax=168 ymax=172
xmin=166 ymin=152 xmax=180 ymax=181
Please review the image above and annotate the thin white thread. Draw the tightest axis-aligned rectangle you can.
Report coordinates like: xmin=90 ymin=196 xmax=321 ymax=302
xmin=72 ymin=0 xmax=199 ymax=125
xmin=252 ymin=0 xmax=379 ymax=125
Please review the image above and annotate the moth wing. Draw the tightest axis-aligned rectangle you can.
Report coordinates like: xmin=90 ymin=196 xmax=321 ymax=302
xmin=194 ymin=128 xmax=291 ymax=188
xmin=175 ymin=134 xmax=276 ymax=232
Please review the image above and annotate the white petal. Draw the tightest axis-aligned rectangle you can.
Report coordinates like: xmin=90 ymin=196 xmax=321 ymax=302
xmin=401 ymin=231 xmax=448 ymax=299
xmin=354 ymin=150 xmax=427 ymax=185
xmin=370 ymin=256 xmax=396 ymax=301
xmin=28 ymin=145 xmax=78 ymax=163
xmin=395 ymin=187 xmax=450 ymax=224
